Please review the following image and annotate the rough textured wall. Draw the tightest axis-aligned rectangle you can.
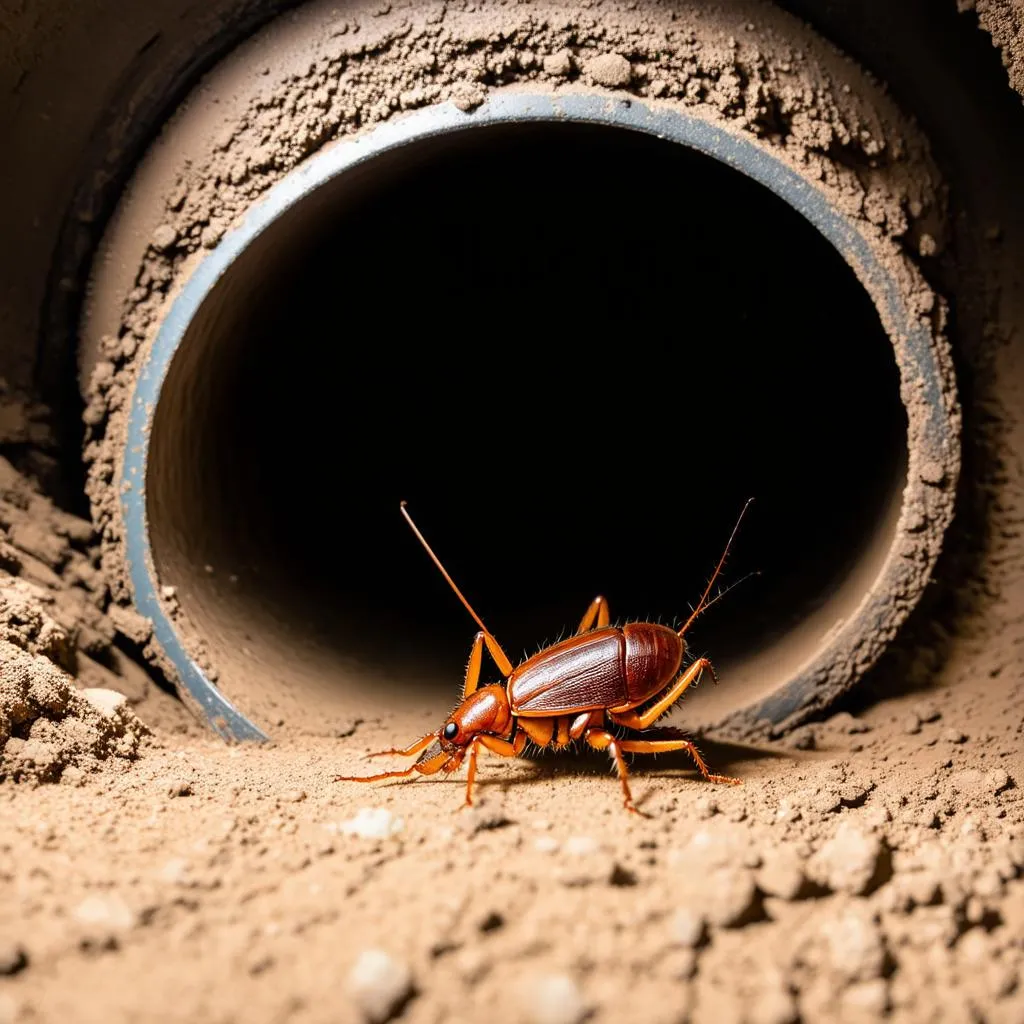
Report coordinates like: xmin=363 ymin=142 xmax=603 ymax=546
xmin=0 ymin=0 xmax=294 ymax=391
xmin=965 ymin=0 xmax=1024 ymax=100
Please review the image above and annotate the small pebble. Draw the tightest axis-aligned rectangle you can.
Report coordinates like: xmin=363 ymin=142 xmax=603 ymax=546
xmin=526 ymin=974 xmax=587 ymax=1024
xmin=332 ymin=808 xmax=404 ymax=839
xmin=965 ymin=897 xmax=989 ymax=926
xmin=901 ymin=713 xmax=922 ymax=735
xmin=73 ymin=893 xmax=137 ymax=947
xmin=151 ymin=224 xmax=179 ymax=252
xmin=701 ymin=868 xmax=760 ymax=928
xmin=563 ymin=835 xmax=601 ymax=857
xmin=586 ymin=52 xmax=632 ymax=87
xmin=450 ymin=81 xmax=486 ymax=112
xmin=670 ymin=907 xmax=706 ymax=948
xmin=167 ymin=779 xmax=193 ymax=798
xmin=989 ymin=962 xmax=1018 ymax=999
xmin=820 ymin=907 xmax=886 ymax=981
xmin=159 ymin=858 xmax=190 ymax=885
xmin=346 ymin=949 xmax=414 ymax=1024
xmin=895 ymin=870 xmax=941 ymax=908
xmin=942 ymin=728 xmax=967 ymax=744
xmin=543 ymin=50 xmax=573 ymax=77
xmin=454 ymin=946 xmax=489 ymax=984
xmin=839 ymin=782 xmax=869 ymax=806
xmin=812 ymin=824 xmax=885 ymax=895
xmin=279 ymin=789 xmax=306 ymax=803
xmin=842 ymin=979 xmax=889 ymax=1016
xmin=81 ymin=687 xmax=128 ymax=717
xmin=201 ymin=225 xmax=223 ymax=249
xmin=695 ymin=796 xmax=718 ymax=819
xmin=914 ymin=701 xmax=942 ymax=723
xmin=757 ymin=851 xmax=806 ymax=901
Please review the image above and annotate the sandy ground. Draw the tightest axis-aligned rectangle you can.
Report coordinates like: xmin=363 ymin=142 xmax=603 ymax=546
xmin=2 ymin=628 xmax=1022 ymax=1024
xmin=2 ymin=2 xmax=1024 ymax=1022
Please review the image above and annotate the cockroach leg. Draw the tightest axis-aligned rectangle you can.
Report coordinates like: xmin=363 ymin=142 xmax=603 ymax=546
xmin=460 ymin=732 xmax=526 ymax=808
xmin=584 ymin=728 xmax=643 ymax=815
xmin=609 ymin=658 xmax=714 ymax=731
xmin=617 ymin=736 xmax=742 ymax=786
xmin=477 ymin=732 xmax=527 ymax=758
xmin=366 ymin=732 xmax=436 ymax=759
xmin=462 ymin=631 xmax=485 ymax=699
xmin=462 ymin=739 xmax=481 ymax=807
xmin=577 ymin=595 xmax=611 ymax=634
xmin=335 ymin=748 xmax=452 ymax=784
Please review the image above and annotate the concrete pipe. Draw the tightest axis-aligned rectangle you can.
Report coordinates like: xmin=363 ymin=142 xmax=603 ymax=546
xmin=74 ymin=0 xmax=960 ymax=742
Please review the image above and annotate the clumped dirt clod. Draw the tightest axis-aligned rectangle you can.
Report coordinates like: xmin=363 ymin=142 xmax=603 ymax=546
xmin=0 ymin=389 xmax=194 ymax=734
xmin=0 ymin=644 xmax=147 ymax=782
xmin=0 ymin=446 xmax=154 ymax=779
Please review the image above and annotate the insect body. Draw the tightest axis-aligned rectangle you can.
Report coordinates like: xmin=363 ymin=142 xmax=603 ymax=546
xmin=335 ymin=502 xmax=751 ymax=813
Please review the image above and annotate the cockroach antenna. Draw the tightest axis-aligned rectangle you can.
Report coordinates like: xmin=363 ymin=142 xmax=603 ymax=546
xmin=399 ymin=501 xmax=514 ymax=677
xmin=678 ymin=498 xmax=756 ymax=638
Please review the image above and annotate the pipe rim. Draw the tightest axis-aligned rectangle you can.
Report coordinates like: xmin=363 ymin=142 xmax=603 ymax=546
xmin=121 ymin=90 xmax=958 ymax=741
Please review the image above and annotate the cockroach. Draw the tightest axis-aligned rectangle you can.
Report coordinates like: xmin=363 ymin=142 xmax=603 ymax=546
xmin=334 ymin=501 xmax=753 ymax=813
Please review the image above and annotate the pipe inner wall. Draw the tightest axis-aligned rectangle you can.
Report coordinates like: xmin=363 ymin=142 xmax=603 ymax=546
xmin=124 ymin=96 xmax=947 ymax=739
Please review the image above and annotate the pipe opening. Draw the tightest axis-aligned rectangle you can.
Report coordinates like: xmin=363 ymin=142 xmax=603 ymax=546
xmin=148 ymin=120 xmax=907 ymax=733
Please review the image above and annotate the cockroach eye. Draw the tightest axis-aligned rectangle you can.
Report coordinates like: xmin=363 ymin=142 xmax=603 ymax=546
xmin=443 ymin=722 xmax=458 ymax=740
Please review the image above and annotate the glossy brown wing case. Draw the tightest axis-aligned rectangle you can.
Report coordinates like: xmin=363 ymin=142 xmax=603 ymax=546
xmin=509 ymin=627 xmax=628 ymax=715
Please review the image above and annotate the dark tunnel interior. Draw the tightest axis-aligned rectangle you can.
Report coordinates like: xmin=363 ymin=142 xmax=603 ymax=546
xmin=148 ymin=120 xmax=907 ymax=717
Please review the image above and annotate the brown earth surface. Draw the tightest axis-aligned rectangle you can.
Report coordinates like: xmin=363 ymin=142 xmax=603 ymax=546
xmin=1 ymin=606 xmax=1022 ymax=1024
xmin=2 ymin=428 xmax=1024 ymax=1023
xmin=3 ymin=1 xmax=1024 ymax=1022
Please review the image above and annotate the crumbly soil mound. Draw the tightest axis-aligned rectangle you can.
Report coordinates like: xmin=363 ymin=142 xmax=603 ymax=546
xmin=0 ymin=641 xmax=148 ymax=783
xmin=0 ymin=390 xmax=195 ymax=737
xmin=0 ymin=444 xmax=151 ymax=782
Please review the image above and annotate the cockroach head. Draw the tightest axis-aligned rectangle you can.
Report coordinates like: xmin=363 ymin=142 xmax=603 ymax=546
xmin=437 ymin=717 xmax=464 ymax=753
xmin=416 ymin=738 xmax=447 ymax=764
